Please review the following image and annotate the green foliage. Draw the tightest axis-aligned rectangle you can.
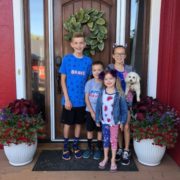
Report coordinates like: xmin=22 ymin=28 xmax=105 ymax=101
xmin=63 ymin=8 xmax=108 ymax=56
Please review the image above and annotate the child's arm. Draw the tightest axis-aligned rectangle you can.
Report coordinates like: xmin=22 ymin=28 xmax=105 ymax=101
xmin=61 ymin=74 xmax=72 ymax=110
xmin=85 ymin=93 xmax=95 ymax=120
xmin=95 ymin=93 xmax=102 ymax=127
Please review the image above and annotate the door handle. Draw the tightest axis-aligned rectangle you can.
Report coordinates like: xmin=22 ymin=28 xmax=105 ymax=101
xmin=56 ymin=56 xmax=62 ymax=67
xmin=55 ymin=56 xmax=62 ymax=94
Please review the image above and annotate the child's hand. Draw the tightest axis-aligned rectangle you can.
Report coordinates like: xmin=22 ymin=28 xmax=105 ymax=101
xmin=120 ymin=124 xmax=124 ymax=131
xmin=65 ymin=100 xmax=72 ymax=110
xmin=90 ymin=111 xmax=95 ymax=121
xmin=96 ymin=123 xmax=100 ymax=127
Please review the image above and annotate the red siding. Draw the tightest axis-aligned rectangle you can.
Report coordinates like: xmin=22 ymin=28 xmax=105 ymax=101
xmin=0 ymin=0 xmax=16 ymax=108
xmin=157 ymin=0 xmax=180 ymax=165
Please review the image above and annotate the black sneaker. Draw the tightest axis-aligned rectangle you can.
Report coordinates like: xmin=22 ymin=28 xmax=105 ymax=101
xmin=121 ymin=150 xmax=131 ymax=165
xmin=115 ymin=148 xmax=123 ymax=161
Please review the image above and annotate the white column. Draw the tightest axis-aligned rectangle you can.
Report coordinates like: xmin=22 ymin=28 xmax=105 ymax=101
xmin=12 ymin=0 xmax=26 ymax=98
xmin=48 ymin=0 xmax=56 ymax=141
xmin=116 ymin=0 xmax=126 ymax=45
xmin=147 ymin=0 xmax=162 ymax=98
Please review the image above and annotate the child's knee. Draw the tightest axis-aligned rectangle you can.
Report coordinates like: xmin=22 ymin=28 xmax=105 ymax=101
xmin=124 ymin=123 xmax=130 ymax=131
xmin=111 ymin=142 xmax=118 ymax=150
xmin=110 ymin=138 xmax=118 ymax=149
xmin=103 ymin=140 xmax=110 ymax=148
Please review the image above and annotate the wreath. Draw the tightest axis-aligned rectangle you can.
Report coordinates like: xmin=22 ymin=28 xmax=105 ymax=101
xmin=63 ymin=8 xmax=108 ymax=56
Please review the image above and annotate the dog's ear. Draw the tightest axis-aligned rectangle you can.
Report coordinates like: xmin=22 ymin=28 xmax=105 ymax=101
xmin=136 ymin=74 xmax=141 ymax=83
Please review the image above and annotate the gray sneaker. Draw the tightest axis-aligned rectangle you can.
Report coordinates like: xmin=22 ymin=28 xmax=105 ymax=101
xmin=121 ymin=150 xmax=131 ymax=165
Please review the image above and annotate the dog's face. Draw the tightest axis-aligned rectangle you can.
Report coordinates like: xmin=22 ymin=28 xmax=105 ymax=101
xmin=125 ymin=72 xmax=140 ymax=84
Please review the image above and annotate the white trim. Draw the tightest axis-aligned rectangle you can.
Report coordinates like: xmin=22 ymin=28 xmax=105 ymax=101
xmin=116 ymin=0 xmax=126 ymax=45
xmin=48 ymin=0 xmax=56 ymax=141
xmin=147 ymin=0 xmax=162 ymax=98
xmin=12 ymin=0 xmax=26 ymax=98
xmin=12 ymin=0 xmax=162 ymax=141
xmin=51 ymin=0 xmax=127 ymax=141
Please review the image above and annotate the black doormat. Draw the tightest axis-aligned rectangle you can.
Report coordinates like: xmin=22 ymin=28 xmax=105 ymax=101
xmin=32 ymin=150 xmax=138 ymax=171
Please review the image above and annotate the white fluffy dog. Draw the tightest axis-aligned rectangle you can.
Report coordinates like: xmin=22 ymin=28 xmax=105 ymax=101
xmin=125 ymin=72 xmax=141 ymax=102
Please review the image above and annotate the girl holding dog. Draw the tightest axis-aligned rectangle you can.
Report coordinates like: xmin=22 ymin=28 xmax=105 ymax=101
xmin=107 ymin=45 xmax=135 ymax=166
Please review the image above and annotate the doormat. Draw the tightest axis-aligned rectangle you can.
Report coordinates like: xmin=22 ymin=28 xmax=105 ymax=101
xmin=32 ymin=150 xmax=138 ymax=171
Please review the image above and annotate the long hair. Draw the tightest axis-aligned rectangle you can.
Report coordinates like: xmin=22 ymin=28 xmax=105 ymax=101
xmin=116 ymin=77 xmax=124 ymax=96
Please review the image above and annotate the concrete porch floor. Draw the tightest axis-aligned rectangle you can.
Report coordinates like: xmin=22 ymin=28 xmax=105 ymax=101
xmin=0 ymin=143 xmax=179 ymax=180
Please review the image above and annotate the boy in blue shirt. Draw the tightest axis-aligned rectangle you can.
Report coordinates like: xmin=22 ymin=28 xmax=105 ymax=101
xmin=59 ymin=32 xmax=92 ymax=160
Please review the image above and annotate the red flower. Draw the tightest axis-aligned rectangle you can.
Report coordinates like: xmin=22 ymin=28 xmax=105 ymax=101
xmin=136 ymin=112 xmax=145 ymax=121
xmin=131 ymin=96 xmax=180 ymax=148
xmin=138 ymin=106 xmax=147 ymax=112
xmin=0 ymin=99 xmax=45 ymax=145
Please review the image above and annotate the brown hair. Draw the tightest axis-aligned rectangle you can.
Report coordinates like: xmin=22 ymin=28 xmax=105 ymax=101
xmin=92 ymin=60 xmax=104 ymax=69
xmin=99 ymin=69 xmax=124 ymax=96
xmin=112 ymin=45 xmax=126 ymax=54
xmin=71 ymin=32 xmax=85 ymax=41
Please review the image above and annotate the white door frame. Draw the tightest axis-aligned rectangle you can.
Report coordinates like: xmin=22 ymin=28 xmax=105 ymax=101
xmin=48 ymin=0 xmax=128 ymax=141
xmin=12 ymin=0 xmax=26 ymax=99
xmin=12 ymin=0 xmax=161 ymax=141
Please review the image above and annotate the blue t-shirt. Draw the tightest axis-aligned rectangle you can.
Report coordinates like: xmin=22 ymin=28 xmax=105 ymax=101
xmin=85 ymin=78 xmax=102 ymax=112
xmin=59 ymin=54 xmax=92 ymax=107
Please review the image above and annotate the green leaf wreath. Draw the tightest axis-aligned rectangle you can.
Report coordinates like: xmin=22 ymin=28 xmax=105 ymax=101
xmin=63 ymin=8 xmax=108 ymax=56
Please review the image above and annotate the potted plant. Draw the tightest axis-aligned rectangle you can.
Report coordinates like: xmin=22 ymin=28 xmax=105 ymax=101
xmin=131 ymin=96 xmax=180 ymax=166
xmin=0 ymin=99 xmax=45 ymax=166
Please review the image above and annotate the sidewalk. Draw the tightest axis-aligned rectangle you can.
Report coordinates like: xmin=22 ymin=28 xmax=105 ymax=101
xmin=0 ymin=143 xmax=179 ymax=180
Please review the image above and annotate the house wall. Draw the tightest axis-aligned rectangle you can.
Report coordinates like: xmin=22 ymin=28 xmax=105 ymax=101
xmin=157 ymin=0 xmax=180 ymax=165
xmin=1 ymin=0 xmax=180 ymax=164
xmin=0 ymin=0 xmax=16 ymax=108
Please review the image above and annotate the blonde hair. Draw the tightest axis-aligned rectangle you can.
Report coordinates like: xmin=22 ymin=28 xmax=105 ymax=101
xmin=116 ymin=77 xmax=125 ymax=96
